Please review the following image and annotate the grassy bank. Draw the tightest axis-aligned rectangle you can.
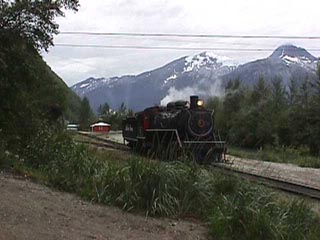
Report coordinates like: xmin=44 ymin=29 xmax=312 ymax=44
xmin=229 ymin=146 xmax=320 ymax=168
xmin=2 ymin=131 xmax=320 ymax=239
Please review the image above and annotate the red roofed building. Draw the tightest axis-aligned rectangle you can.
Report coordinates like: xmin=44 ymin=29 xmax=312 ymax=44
xmin=90 ymin=122 xmax=111 ymax=133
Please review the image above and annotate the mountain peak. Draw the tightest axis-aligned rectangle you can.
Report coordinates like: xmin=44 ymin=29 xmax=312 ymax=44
xmin=183 ymin=52 xmax=235 ymax=72
xmin=269 ymin=45 xmax=317 ymax=61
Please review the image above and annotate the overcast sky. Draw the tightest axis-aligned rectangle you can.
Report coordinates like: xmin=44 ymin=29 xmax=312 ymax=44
xmin=42 ymin=0 xmax=320 ymax=86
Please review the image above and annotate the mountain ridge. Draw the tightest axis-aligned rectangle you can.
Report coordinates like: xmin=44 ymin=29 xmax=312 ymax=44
xmin=222 ymin=45 xmax=318 ymax=88
xmin=71 ymin=45 xmax=318 ymax=112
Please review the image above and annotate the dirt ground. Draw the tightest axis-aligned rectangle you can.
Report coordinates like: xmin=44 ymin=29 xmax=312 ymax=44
xmin=0 ymin=172 xmax=208 ymax=240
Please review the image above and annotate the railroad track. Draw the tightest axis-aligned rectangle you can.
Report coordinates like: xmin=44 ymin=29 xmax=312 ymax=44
xmin=210 ymin=163 xmax=320 ymax=200
xmin=74 ymin=131 xmax=320 ymax=201
xmin=75 ymin=131 xmax=130 ymax=151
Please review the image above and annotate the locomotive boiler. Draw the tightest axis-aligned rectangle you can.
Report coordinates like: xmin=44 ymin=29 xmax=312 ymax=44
xmin=122 ymin=95 xmax=226 ymax=163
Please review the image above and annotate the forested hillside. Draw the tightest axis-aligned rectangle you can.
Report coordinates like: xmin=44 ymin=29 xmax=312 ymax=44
xmin=0 ymin=0 xmax=82 ymax=153
xmin=208 ymin=71 xmax=320 ymax=156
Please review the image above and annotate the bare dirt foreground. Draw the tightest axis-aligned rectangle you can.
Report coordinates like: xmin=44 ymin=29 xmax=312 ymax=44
xmin=0 ymin=172 xmax=208 ymax=240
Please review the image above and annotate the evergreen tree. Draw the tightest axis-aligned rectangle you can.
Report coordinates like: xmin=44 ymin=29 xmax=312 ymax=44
xmin=97 ymin=102 xmax=110 ymax=117
xmin=288 ymin=77 xmax=299 ymax=105
xmin=248 ymin=77 xmax=273 ymax=147
xmin=223 ymin=79 xmax=245 ymax=129
xmin=221 ymin=79 xmax=254 ymax=146
xmin=270 ymin=76 xmax=289 ymax=145
xmin=79 ymin=97 xmax=94 ymax=130
xmin=212 ymin=70 xmax=319 ymax=153
xmin=271 ymin=76 xmax=287 ymax=111
xmin=118 ymin=102 xmax=127 ymax=115
xmin=291 ymin=77 xmax=313 ymax=147
xmin=252 ymin=75 xmax=269 ymax=103
xmin=308 ymin=64 xmax=320 ymax=155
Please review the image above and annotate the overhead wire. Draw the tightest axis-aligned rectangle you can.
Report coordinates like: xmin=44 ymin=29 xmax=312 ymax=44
xmin=54 ymin=43 xmax=320 ymax=52
xmin=53 ymin=32 xmax=320 ymax=53
xmin=59 ymin=31 xmax=320 ymax=40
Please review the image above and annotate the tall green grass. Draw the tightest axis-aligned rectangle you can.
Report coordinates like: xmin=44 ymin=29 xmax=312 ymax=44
xmin=229 ymin=146 xmax=320 ymax=168
xmin=6 ymin=128 xmax=320 ymax=240
xmin=209 ymin=184 xmax=320 ymax=239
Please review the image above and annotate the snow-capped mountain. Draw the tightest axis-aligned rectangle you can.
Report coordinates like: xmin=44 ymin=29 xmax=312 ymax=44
xmin=270 ymin=45 xmax=318 ymax=70
xmin=71 ymin=52 xmax=235 ymax=112
xmin=270 ymin=45 xmax=317 ymax=61
xmin=71 ymin=77 xmax=123 ymax=96
xmin=183 ymin=52 xmax=236 ymax=72
xmin=222 ymin=45 xmax=318 ymax=87
xmin=71 ymin=45 xmax=318 ymax=112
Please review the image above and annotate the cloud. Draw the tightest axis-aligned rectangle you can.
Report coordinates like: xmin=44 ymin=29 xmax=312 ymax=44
xmin=43 ymin=0 xmax=320 ymax=86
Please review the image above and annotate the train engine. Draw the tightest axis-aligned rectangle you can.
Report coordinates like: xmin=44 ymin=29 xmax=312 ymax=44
xmin=122 ymin=95 xmax=226 ymax=163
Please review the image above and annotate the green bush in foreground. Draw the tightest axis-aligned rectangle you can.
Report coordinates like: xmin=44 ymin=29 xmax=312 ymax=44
xmin=209 ymin=184 xmax=320 ymax=240
xmin=11 ymin=130 xmax=320 ymax=240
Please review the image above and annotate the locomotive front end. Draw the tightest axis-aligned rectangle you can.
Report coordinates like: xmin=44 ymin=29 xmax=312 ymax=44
xmin=182 ymin=96 xmax=226 ymax=163
xmin=187 ymin=108 xmax=213 ymax=139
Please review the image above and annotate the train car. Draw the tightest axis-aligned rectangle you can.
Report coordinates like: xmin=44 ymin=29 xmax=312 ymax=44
xmin=122 ymin=95 xmax=226 ymax=163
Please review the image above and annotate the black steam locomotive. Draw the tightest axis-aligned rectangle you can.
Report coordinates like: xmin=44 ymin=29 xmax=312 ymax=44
xmin=122 ymin=96 xmax=226 ymax=163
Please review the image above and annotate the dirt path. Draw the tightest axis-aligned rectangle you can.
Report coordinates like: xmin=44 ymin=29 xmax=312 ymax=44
xmin=0 ymin=172 xmax=208 ymax=240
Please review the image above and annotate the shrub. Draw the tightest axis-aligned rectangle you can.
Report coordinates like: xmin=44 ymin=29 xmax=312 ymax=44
xmin=209 ymin=182 xmax=320 ymax=240
xmin=109 ymin=160 xmax=233 ymax=217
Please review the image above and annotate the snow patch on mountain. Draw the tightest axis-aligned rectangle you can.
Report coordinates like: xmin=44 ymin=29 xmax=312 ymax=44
xmin=164 ymin=74 xmax=177 ymax=85
xmin=282 ymin=55 xmax=299 ymax=64
xmin=72 ymin=77 xmax=122 ymax=96
xmin=280 ymin=54 xmax=318 ymax=70
xmin=183 ymin=52 xmax=236 ymax=73
xmin=80 ymin=83 xmax=90 ymax=89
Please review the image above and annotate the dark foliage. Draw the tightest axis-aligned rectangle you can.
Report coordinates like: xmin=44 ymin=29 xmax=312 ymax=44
xmin=79 ymin=97 xmax=95 ymax=130
xmin=98 ymin=102 xmax=133 ymax=130
xmin=0 ymin=0 xmax=82 ymax=153
xmin=0 ymin=0 xmax=79 ymax=51
xmin=208 ymin=68 xmax=320 ymax=156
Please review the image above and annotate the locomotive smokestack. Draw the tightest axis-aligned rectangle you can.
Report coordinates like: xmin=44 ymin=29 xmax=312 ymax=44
xmin=190 ymin=95 xmax=199 ymax=109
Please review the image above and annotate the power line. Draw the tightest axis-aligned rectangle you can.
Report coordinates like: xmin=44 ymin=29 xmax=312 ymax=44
xmin=59 ymin=31 xmax=320 ymax=40
xmin=54 ymin=43 xmax=320 ymax=52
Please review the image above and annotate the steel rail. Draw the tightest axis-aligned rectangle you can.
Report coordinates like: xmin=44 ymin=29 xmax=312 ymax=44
xmin=75 ymin=131 xmax=130 ymax=151
xmin=211 ymin=163 xmax=320 ymax=200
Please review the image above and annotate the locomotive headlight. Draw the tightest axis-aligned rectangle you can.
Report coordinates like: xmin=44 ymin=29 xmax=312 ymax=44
xmin=196 ymin=99 xmax=204 ymax=107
